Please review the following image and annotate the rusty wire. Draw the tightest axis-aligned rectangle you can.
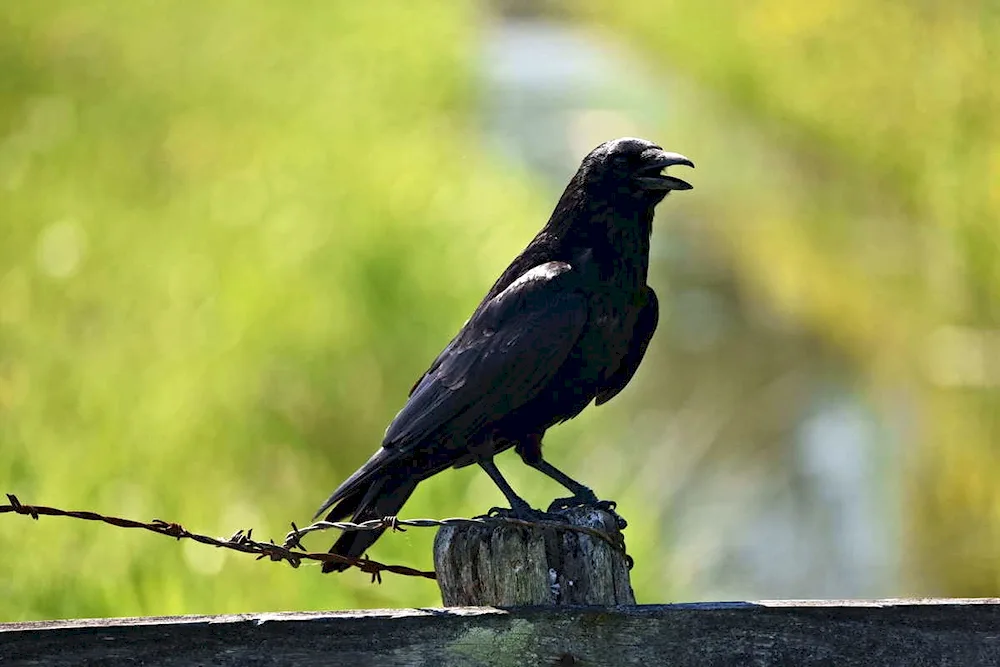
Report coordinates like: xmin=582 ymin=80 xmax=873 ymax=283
xmin=1 ymin=493 xmax=632 ymax=581
xmin=0 ymin=493 xmax=433 ymax=582
xmin=284 ymin=514 xmax=630 ymax=561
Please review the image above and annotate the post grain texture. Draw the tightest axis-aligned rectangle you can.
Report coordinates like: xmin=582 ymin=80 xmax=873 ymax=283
xmin=3 ymin=600 xmax=1000 ymax=666
xmin=434 ymin=506 xmax=634 ymax=606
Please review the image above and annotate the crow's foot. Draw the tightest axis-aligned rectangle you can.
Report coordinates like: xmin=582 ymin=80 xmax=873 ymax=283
xmin=547 ymin=495 xmax=627 ymax=530
xmin=479 ymin=503 xmax=564 ymax=524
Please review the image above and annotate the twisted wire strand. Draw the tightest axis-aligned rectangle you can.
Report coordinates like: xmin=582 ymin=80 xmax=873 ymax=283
xmin=2 ymin=493 xmax=631 ymax=580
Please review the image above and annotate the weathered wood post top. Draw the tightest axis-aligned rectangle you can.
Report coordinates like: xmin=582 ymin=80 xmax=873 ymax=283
xmin=433 ymin=506 xmax=634 ymax=606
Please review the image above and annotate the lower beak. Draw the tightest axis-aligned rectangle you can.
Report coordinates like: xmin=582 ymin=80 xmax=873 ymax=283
xmin=636 ymin=151 xmax=694 ymax=191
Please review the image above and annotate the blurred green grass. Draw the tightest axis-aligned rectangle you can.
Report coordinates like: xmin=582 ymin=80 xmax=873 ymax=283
xmin=0 ymin=1 xmax=564 ymax=619
xmin=576 ymin=0 xmax=1000 ymax=594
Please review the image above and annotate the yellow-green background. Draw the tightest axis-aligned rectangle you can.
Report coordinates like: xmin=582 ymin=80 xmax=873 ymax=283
xmin=1 ymin=1 xmax=997 ymax=620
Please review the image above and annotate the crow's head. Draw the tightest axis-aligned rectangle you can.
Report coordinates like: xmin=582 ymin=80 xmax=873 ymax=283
xmin=578 ymin=137 xmax=694 ymax=203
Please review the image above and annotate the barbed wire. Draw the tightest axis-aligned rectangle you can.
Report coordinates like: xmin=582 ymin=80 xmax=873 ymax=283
xmin=0 ymin=494 xmax=433 ymax=582
xmin=1 ymin=493 xmax=632 ymax=582
xmin=284 ymin=513 xmax=631 ymax=565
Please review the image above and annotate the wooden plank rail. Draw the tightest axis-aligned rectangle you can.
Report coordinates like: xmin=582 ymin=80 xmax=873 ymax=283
xmin=2 ymin=599 xmax=999 ymax=666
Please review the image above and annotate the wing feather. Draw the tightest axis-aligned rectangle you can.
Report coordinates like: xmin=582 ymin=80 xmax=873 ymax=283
xmin=384 ymin=261 xmax=588 ymax=449
xmin=594 ymin=286 xmax=658 ymax=405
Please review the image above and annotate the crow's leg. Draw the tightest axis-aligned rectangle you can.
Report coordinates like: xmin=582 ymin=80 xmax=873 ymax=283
xmin=514 ymin=433 xmax=601 ymax=507
xmin=531 ymin=459 xmax=626 ymax=529
xmin=526 ymin=458 xmax=599 ymax=505
xmin=516 ymin=435 xmax=626 ymax=528
xmin=476 ymin=459 xmax=552 ymax=522
xmin=477 ymin=459 xmax=531 ymax=512
xmin=525 ymin=460 xmax=614 ymax=512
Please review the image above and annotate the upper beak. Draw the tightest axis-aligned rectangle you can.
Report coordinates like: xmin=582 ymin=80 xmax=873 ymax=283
xmin=636 ymin=150 xmax=695 ymax=191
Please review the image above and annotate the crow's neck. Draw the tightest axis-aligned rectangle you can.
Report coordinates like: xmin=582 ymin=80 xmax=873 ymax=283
xmin=487 ymin=187 xmax=656 ymax=301
xmin=547 ymin=188 xmax=655 ymax=287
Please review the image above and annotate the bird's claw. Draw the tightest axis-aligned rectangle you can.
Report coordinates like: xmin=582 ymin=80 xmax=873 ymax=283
xmin=547 ymin=496 xmax=628 ymax=530
xmin=546 ymin=491 xmax=599 ymax=512
xmin=602 ymin=504 xmax=628 ymax=530
xmin=481 ymin=504 xmax=564 ymax=524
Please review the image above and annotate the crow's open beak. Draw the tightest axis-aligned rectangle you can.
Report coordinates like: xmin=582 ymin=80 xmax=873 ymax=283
xmin=635 ymin=150 xmax=695 ymax=191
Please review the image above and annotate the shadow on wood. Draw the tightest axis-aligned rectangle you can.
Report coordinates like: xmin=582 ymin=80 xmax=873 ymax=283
xmin=433 ymin=506 xmax=634 ymax=606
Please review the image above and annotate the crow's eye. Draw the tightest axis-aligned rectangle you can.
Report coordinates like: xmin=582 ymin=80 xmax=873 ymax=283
xmin=612 ymin=155 xmax=628 ymax=169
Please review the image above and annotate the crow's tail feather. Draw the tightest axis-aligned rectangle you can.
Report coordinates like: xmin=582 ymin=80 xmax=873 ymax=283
xmin=321 ymin=475 xmax=417 ymax=573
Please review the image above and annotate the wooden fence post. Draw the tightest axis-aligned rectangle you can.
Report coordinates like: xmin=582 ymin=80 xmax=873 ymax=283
xmin=433 ymin=505 xmax=634 ymax=606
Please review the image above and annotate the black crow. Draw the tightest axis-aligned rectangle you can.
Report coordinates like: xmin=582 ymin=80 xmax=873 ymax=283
xmin=315 ymin=137 xmax=693 ymax=572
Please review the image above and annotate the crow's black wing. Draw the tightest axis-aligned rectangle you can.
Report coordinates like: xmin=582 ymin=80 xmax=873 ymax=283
xmin=384 ymin=260 xmax=589 ymax=449
xmin=313 ymin=261 xmax=589 ymax=518
xmin=594 ymin=286 xmax=658 ymax=406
